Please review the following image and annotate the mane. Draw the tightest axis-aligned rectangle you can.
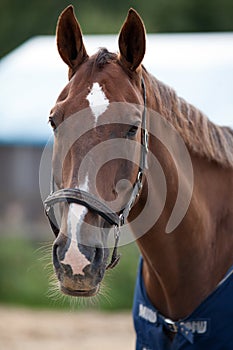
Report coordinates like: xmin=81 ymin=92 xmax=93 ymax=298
xmin=148 ymin=73 xmax=233 ymax=168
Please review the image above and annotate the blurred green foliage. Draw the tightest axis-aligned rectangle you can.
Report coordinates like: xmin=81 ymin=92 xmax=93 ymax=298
xmin=1 ymin=0 xmax=233 ymax=58
xmin=0 ymin=236 xmax=139 ymax=310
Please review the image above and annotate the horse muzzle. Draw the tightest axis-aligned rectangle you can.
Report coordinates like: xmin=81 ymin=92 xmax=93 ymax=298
xmin=52 ymin=231 xmax=110 ymax=297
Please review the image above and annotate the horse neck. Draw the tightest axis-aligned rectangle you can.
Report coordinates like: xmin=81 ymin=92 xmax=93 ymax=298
xmin=135 ymin=72 xmax=233 ymax=320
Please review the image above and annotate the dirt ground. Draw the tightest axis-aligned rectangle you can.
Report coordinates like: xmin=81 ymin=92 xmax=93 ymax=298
xmin=0 ymin=306 xmax=135 ymax=350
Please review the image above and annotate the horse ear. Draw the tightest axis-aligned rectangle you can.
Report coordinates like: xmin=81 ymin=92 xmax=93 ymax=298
xmin=56 ymin=5 xmax=88 ymax=77
xmin=118 ymin=8 xmax=146 ymax=71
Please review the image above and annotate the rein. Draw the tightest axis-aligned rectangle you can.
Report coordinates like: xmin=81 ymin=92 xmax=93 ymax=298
xmin=44 ymin=78 xmax=148 ymax=270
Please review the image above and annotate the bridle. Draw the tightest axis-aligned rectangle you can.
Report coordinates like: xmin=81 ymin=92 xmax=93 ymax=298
xmin=44 ymin=78 xmax=148 ymax=269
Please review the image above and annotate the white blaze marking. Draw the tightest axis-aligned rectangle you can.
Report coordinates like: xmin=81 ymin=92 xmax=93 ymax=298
xmin=61 ymin=176 xmax=90 ymax=276
xmin=79 ymin=174 xmax=89 ymax=192
xmin=86 ymin=82 xmax=109 ymax=123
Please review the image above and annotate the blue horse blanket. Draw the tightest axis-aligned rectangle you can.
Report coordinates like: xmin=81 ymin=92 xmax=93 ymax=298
xmin=133 ymin=258 xmax=233 ymax=350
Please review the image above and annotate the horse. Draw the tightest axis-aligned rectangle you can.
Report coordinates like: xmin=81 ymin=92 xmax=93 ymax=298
xmin=44 ymin=5 xmax=233 ymax=349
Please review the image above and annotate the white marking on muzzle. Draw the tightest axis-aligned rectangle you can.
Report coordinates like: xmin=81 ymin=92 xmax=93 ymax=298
xmin=86 ymin=82 xmax=109 ymax=123
xmin=61 ymin=176 xmax=91 ymax=276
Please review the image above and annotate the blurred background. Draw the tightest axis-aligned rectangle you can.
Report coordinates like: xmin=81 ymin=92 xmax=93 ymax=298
xmin=1 ymin=0 xmax=233 ymax=59
xmin=0 ymin=1 xmax=232 ymax=348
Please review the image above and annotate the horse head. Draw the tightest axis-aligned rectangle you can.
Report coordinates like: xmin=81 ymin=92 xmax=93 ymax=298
xmin=46 ymin=6 xmax=148 ymax=297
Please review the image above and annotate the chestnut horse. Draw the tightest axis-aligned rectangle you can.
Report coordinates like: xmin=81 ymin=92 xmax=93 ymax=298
xmin=44 ymin=6 xmax=233 ymax=349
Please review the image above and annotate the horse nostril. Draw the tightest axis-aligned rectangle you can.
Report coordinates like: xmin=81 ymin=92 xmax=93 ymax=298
xmin=53 ymin=242 xmax=61 ymax=270
xmin=93 ymin=246 xmax=109 ymax=271
xmin=93 ymin=247 xmax=103 ymax=265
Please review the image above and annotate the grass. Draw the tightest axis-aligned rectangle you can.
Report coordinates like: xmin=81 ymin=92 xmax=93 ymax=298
xmin=0 ymin=235 xmax=139 ymax=311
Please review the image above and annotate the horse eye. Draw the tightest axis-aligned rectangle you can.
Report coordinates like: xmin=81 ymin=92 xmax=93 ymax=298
xmin=127 ymin=125 xmax=139 ymax=138
xmin=49 ymin=116 xmax=57 ymax=131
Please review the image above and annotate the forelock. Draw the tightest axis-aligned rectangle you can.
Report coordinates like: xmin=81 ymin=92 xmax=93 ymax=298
xmin=94 ymin=48 xmax=118 ymax=69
